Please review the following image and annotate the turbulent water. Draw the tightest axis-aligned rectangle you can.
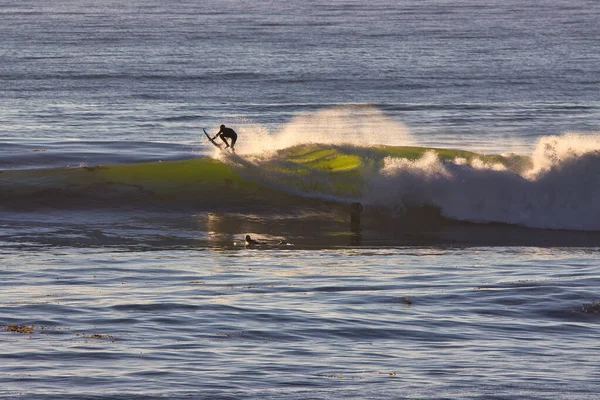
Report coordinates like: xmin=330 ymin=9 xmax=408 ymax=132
xmin=1 ymin=0 xmax=600 ymax=399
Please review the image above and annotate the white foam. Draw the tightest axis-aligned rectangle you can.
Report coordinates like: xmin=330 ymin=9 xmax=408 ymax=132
xmin=229 ymin=104 xmax=414 ymax=155
xmin=364 ymin=133 xmax=600 ymax=231
xmin=212 ymin=107 xmax=600 ymax=231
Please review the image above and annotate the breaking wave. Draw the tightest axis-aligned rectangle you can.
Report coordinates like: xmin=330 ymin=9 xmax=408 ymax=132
xmin=1 ymin=127 xmax=599 ymax=232
xmin=365 ymin=133 xmax=600 ymax=231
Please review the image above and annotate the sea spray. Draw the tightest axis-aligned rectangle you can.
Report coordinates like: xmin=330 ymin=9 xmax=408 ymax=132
xmin=364 ymin=133 xmax=600 ymax=231
xmin=527 ymin=133 xmax=600 ymax=177
xmin=230 ymin=105 xmax=414 ymax=155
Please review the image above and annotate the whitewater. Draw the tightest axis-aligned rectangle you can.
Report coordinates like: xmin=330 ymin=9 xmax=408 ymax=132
xmin=4 ymin=106 xmax=599 ymax=232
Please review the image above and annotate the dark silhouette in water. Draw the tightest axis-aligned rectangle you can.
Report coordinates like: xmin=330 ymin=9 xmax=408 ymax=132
xmin=245 ymin=235 xmax=260 ymax=247
xmin=350 ymin=202 xmax=363 ymax=246
xmin=212 ymin=124 xmax=238 ymax=151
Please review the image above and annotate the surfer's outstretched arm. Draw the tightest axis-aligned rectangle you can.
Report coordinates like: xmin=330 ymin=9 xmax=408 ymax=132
xmin=212 ymin=125 xmax=224 ymax=141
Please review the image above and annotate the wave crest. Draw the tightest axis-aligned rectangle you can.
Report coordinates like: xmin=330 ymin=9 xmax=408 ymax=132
xmin=365 ymin=133 xmax=600 ymax=231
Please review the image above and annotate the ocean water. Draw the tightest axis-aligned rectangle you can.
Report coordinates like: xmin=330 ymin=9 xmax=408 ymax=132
xmin=1 ymin=0 xmax=600 ymax=398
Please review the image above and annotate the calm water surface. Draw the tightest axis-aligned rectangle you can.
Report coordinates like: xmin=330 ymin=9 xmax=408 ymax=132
xmin=2 ymin=245 xmax=600 ymax=399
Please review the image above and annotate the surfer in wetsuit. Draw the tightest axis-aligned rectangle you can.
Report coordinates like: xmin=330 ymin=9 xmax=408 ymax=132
xmin=212 ymin=124 xmax=237 ymax=152
xmin=245 ymin=235 xmax=260 ymax=247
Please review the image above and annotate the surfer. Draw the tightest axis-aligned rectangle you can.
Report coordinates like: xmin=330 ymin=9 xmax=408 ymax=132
xmin=212 ymin=125 xmax=237 ymax=151
xmin=245 ymin=235 xmax=260 ymax=247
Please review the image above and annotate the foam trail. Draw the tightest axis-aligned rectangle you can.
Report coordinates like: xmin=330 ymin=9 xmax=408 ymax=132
xmin=364 ymin=133 xmax=600 ymax=231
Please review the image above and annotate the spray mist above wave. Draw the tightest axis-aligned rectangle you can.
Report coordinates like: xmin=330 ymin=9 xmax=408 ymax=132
xmin=365 ymin=133 xmax=600 ymax=231
xmin=210 ymin=106 xmax=599 ymax=231
xmin=228 ymin=105 xmax=414 ymax=155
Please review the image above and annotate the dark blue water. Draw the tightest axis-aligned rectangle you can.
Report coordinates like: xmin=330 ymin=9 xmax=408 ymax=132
xmin=2 ymin=246 xmax=600 ymax=399
xmin=1 ymin=0 xmax=599 ymax=155
xmin=1 ymin=1 xmax=600 ymax=398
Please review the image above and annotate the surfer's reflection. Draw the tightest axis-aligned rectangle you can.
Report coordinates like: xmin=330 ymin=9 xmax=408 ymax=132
xmin=350 ymin=202 xmax=363 ymax=246
xmin=205 ymin=212 xmax=236 ymax=249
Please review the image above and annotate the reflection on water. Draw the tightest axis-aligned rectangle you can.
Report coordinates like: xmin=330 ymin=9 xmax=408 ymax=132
xmin=2 ymin=206 xmax=600 ymax=252
xmin=205 ymin=212 xmax=236 ymax=249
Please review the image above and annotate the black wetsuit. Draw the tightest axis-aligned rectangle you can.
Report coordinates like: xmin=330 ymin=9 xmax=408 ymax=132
xmin=217 ymin=127 xmax=237 ymax=148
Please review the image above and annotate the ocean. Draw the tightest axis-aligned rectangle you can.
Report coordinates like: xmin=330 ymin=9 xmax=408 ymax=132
xmin=1 ymin=0 xmax=600 ymax=398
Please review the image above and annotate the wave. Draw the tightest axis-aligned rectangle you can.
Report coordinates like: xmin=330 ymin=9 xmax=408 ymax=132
xmin=364 ymin=133 xmax=600 ymax=231
xmin=1 ymin=133 xmax=599 ymax=232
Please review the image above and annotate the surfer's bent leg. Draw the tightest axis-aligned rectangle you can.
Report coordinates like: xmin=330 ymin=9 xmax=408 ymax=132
xmin=219 ymin=135 xmax=230 ymax=148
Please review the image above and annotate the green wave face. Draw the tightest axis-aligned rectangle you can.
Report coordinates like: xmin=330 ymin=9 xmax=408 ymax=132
xmin=246 ymin=143 xmax=530 ymax=200
xmin=0 ymin=144 xmax=530 ymax=211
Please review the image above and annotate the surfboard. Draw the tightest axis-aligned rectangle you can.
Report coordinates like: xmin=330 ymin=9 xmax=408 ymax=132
xmin=203 ymin=128 xmax=222 ymax=149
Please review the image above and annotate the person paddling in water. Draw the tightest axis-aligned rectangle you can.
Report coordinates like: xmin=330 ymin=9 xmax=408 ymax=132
xmin=212 ymin=124 xmax=237 ymax=152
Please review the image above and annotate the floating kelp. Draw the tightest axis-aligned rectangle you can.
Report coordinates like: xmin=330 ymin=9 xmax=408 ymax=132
xmin=5 ymin=325 xmax=35 ymax=334
xmin=581 ymin=301 xmax=600 ymax=314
